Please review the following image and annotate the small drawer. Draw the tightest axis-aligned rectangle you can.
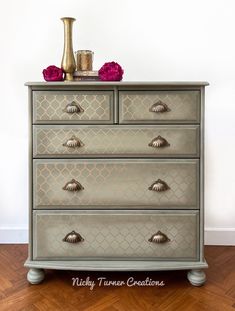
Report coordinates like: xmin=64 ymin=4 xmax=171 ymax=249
xmin=119 ymin=90 xmax=200 ymax=123
xmin=33 ymin=210 xmax=199 ymax=260
xmin=33 ymin=159 xmax=199 ymax=209
xmin=33 ymin=91 xmax=114 ymax=124
xmin=33 ymin=125 xmax=199 ymax=158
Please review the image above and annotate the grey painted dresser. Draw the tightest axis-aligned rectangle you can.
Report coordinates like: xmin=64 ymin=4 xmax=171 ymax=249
xmin=25 ymin=81 xmax=208 ymax=286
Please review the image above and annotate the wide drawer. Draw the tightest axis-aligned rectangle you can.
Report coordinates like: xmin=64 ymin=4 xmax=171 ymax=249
xmin=33 ymin=91 xmax=114 ymax=124
xmin=119 ymin=90 xmax=200 ymax=123
xmin=33 ymin=210 xmax=199 ymax=260
xmin=33 ymin=125 xmax=200 ymax=158
xmin=33 ymin=159 xmax=199 ymax=209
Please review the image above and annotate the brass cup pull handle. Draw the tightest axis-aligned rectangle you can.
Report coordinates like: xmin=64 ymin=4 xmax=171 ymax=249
xmin=149 ymin=100 xmax=170 ymax=113
xmin=63 ymin=230 xmax=84 ymax=243
xmin=148 ymin=230 xmax=170 ymax=244
xmin=148 ymin=135 xmax=170 ymax=148
xmin=62 ymin=179 xmax=84 ymax=192
xmin=63 ymin=135 xmax=84 ymax=148
xmin=148 ymin=179 xmax=170 ymax=192
xmin=63 ymin=101 xmax=84 ymax=114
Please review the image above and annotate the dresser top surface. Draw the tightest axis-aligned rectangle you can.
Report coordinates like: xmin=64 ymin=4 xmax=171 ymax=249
xmin=25 ymin=81 xmax=209 ymax=87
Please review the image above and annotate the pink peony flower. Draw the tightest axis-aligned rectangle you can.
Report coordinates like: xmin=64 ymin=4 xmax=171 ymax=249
xmin=98 ymin=62 xmax=124 ymax=81
xmin=42 ymin=65 xmax=64 ymax=81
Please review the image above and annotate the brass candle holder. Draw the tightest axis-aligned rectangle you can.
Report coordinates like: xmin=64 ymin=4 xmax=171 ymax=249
xmin=75 ymin=50 xmax=94 ymax=71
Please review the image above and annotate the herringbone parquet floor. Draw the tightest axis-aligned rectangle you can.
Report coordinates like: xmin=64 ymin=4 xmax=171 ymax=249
xmin=0 ymin=245 xmax=234 ymax=310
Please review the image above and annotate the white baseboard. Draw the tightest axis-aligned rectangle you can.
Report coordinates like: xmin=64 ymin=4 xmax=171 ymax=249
xmin=0 ymin=227 xmax=28 ymax=243
xmin=205 ymin=228 xmax=235 ymax=245
xmin=0 ymin=228 xmax=235 ymax=245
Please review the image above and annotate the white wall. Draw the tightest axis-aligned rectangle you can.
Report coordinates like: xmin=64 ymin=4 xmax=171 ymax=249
xmin=0 ymin=0 xmax=235 ymax=244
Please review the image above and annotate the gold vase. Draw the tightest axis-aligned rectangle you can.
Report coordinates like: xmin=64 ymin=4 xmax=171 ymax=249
xmin=61 ymin=17 xmax=76 ymax=81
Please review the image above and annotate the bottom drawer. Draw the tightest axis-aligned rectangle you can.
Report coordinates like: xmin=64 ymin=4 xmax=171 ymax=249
xmin=33 ymin=210 xmax=199 ymax=261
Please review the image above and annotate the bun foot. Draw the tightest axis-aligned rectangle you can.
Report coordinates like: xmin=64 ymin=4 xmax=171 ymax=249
xmin=27 ymin=268 xmax=45 ymax=284
xmin=187 ymin=269 xmax=206 ymax=286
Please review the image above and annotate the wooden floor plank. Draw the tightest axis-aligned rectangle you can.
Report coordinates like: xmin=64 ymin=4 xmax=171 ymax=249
xmin=0 ymin=245 xmax=234 ymax=310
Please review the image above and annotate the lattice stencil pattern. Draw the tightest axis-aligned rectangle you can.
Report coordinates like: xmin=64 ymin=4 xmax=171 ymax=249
xmin=33 ymin=91 xmax=113 ymax=122
xmin=33 ymin=126 xmax=198 ymax=157
xmin=33 ymin=211 xmax=198 ymax=259
xmin=119 ymin=91 xmax=200 ymax=122
xmin=34 ymin=160 xmax=198 ymax=208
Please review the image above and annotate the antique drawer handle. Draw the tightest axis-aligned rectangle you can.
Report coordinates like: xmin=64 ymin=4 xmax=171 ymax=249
xmin=63 ymin=101 xmax=84 ymax=114
xmin=149 ymin=100 xmax=170 ymax=113
xmin=63 ymin=135 xmax=84 ymax=148
xmin=63 ymin=230 xmax=84 ymax=243
xmin=148 ymin=179 xmax=170 ymax=192
xmin=148 ymin=135 xmax=170 ymax=148
xmin=148 ymin=230 xmax=170 ymax=244
xmin=62 ymin=179 xmax=84 ymax=192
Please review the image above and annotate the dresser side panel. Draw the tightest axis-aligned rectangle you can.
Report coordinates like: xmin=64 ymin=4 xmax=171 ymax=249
xmin=28 ymin=87 xmax=33 ymax=260
xmin=200 ymin=86 xmax=205 ymax=261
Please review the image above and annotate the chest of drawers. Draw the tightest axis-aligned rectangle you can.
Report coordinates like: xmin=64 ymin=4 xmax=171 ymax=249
xmin=25 ymin=81 xmax=208 ymax=286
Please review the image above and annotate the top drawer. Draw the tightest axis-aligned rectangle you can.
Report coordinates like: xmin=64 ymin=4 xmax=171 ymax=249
xmin=119 ymin=90 xmax=200 ymax=123
xmin=33 ymin=91 xmax=114 ymax=124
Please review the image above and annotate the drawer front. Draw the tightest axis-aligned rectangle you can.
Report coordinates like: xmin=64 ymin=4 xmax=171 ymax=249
xmin=33 ymin=210 xmax=199 ymax=260
xmin=119 ymin=91 xmax=200 ymax=123
xmin=33 ymin=125 xmax=200 ymax=158
xmin=34 ymin=159 xmax=199 ymax=209
xmin=33 ymin=91 xmax=113 ymax=124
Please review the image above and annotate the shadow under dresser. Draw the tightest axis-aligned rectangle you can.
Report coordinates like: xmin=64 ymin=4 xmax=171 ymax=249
xmin=24 ymin=81 xmax=208 ymax=286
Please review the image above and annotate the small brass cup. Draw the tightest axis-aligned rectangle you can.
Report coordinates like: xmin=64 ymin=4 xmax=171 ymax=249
xmin=75 ymin=50 xmax=94 ymax=71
